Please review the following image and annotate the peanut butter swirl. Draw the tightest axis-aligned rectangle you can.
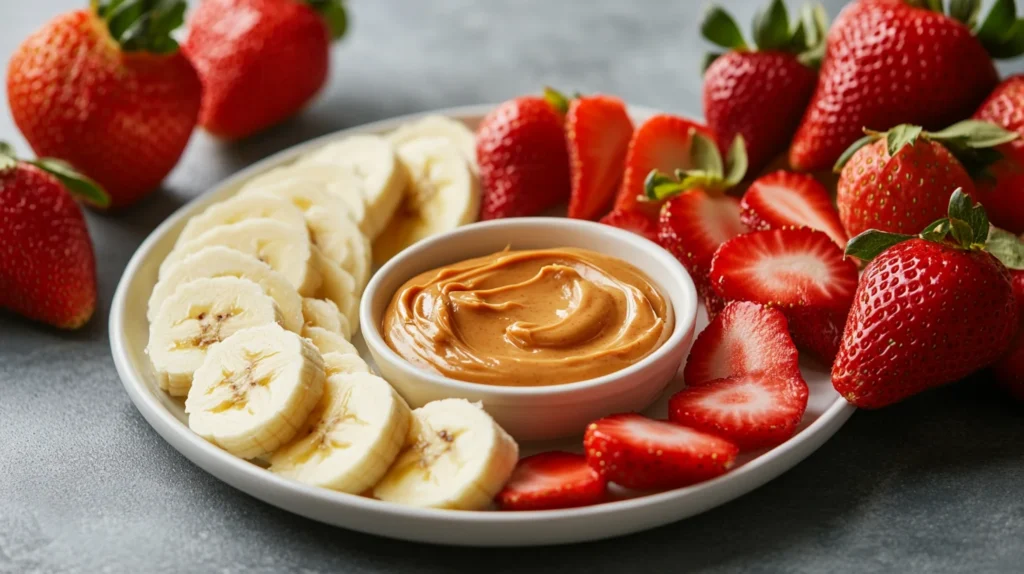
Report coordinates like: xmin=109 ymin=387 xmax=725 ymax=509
xmin=382 ymin=248 xmax=669 ymax=386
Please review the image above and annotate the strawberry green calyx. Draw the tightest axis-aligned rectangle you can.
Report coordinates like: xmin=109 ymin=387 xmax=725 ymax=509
xmin=833 ymin=120 xmax=1019 ymax=177
xmin=644 ymin=134 xmax=747 ymax=201
xmin=0 ymin=142 xmax=110 ymax=207
xmin=908 ymin=0 xmax=1024 ymax=58
xmin=846 ymin=189 xmax=1024 ymax=269
xmin=701 ymin=0 xmax=829 ymax=72
xmin=93 ymin=0 xmax=187 ymax=54
xmin=542 ymin=87 xmax=584 ymax=115
xmin=306 ymin=0 xmax=348 ymax=40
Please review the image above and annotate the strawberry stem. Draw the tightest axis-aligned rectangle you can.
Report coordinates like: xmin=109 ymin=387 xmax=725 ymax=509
xmin=95 ymin=0 xmax=186 ymax=54
xmin=543 ymin=87 xmax=571 ymax=115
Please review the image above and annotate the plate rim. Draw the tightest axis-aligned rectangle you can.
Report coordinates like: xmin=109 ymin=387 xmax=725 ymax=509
xmin=109 ymin=103 xmax=856 ymax=545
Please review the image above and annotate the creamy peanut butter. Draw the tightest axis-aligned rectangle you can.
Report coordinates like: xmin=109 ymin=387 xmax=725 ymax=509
xmin=382 ymin=248 xmax=669 ymax=386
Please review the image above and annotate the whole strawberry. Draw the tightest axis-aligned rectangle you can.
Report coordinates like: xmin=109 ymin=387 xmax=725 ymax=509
xmin=476 ymin=93 xmax=571 ymax=219
xmin=992 ymin=257 xmax=1024 ymax=400
xmin=834 ymin=121 xmax=1016 ymax=238
xmin=701 ymin=1 xmax=825 ymax=174
xmin=833 ymin=190 xmax=1023 ymax=408
xmin=184 ymin=0 xmax=346 ymax=140
xmin=7 ymin=2 xmax=201 ymax=208
xmin=788 ymin=0 xmax=1023 ymax=172
xmin=973 ymin=76 xmax=1024 ymax=234
xmin=0 ymin=144 xmax=107 ymax=329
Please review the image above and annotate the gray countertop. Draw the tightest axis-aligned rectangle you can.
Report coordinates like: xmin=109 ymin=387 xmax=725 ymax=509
xmin=2 ymin=1 xmax=1022 ymax=572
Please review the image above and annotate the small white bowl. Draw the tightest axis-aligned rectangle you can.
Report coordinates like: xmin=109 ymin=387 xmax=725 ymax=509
xmin=360 ymin=217 xmax=698 ymax=441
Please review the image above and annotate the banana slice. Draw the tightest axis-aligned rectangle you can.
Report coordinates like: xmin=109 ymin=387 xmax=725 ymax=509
xmin=161 ymin=219 xmax=320 ymax=296
xmin=270 ymin=371 xmax=411 ymax=492
xmin=373 ymin=137 xmax=480 ymax=265
xmin=174 ymin=194 xmax=307 ymax=248
xmin=388 ymin=115 xmax=478 ymax=171
xmin=302 ymin=326 xmax=358 ymax=356
xmin=148 ymin=277 xmax=284 ymax=397
xmin=323 ymin=351 xmax=370 ymax=376
xmin=372 ymin=399 xmax=519 ymax=510
xmin=312 ymin=247 xmax=359 ymax=332
xmin=241 ymin=165 xmax=370 ymax=234
xmin=149 ymin=247 xmax=304 ymax=334
xmin=186 ymin=323 xmax=325 ymax=460
xmin=298 ymin=135 xmax=408 ymax=239
xmin=304 ymin=206 xmax=372 ymax=292
xmin=302 ymin=297 xmax=351 ymax=339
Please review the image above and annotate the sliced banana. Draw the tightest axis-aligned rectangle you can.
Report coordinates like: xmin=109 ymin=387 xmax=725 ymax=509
xmin=161 ymin=219 xmax=320 ymax=296
xmin=312 ymin=247 xmax=359 ymax=332
xmin=174 ymin=194 xmax=307 ymax=248
xmin=323 ymin=351 xmax=370 ymax=376
xmin=373 ymin=137 xmax=480 ymax=265
xmin=302 ymin=297 xmax=351 ymax=339
xmin=298 ymin=135 xmax=408 ymax=239
xmin=304 ymin=206 xmax=372 ymax=292
xmin=372 ymin=399 xmax=519 ymax=510
xmin=186 ymin=324 xmax=325 ymax=460
xmin=239 ymin=169 xmax=370 ymax=239
xmin=388 ymin=115 xmax=478 ymax=171
xmin=149 ymin=247 xmax=304 ymax=334
xmin=148 ymin=277 xmax=284 ymax=397
xmin=270 ymin=371 xmax=411 ymax=493
xmin=302 ymin=326 xmax=358 ymax=356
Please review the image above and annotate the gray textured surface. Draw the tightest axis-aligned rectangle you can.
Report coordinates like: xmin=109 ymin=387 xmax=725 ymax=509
xmin=2 ymin=0 xmax=1023 ymax=572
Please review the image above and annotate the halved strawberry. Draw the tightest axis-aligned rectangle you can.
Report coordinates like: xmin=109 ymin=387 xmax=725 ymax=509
xmin=741 ymin=171 xmax=848 ymax=247
xmin=683 ymin=301 xmax=801 ymax=386
xmin=710 ymin=228 xmax=859 ymax=363
xmin=496 ymin=451 xmax=607 ymax=511
xmin=669 ymin=372 xmax=809 ymax=451
xmin=583 ymin=413 xmax=738 ymax=490
xmin=567 ymin=95 xmax=634 ymax=220
xmin=614 ymin=114 xmax=716 ymax=220
xmin=599 ymin=208 xmax=658 ymax=242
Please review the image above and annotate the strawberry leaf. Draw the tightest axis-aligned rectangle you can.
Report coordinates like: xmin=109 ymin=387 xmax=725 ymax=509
xmin=723 ymin=135 xmax=748 ymax=187
xmin=644 ymin=170 xmax=684 ymax=201
xmin=98 ymin=0 xmax=186 ymax=54
xmin=976 ymin=0 xmax=1024 ymax=58
xmin=949 ymin=218 xmax=975 ymax=248
xmin=753 ymin=0 xmax=791 ymax=51
xmin=846 ymin=230 xmax=915 ymax=261
xmin=920 ymin=218 xmax=951 ymax=243
xmin=29 ymin=158 xmax=110 ymax=208
xmin=986 ymin=226 xmax=1024 ymax=269
xmin=927 ymin=119 xmax=1019 ymax=148
xmin=689 ymin=133 xmax=724 ymax=179
xmin=833 ymin=134 xmax=878 ymax=172
xmin=885 ymin=125 xmax=923 ymax=156
xmin=0 ymin=142 xmax=16 ymax=172
xmin=950 ymin=0 xmax=982 ymax=28
xmin=306 ymin=0 xmax=348 ymax=40
xmin=543 ymin=87 xmax=571 ymax=115
xmin=946 ymin=188 xmax=990 ymax=245
xmin=701 ymin=6 xmax=748 ymax=50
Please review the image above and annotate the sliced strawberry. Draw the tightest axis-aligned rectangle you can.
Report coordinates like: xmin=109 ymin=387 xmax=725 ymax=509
xmin=657 ymin=191 xmax=746 ymax=293
xmin=583 ymin=413 xmax=738 ymax=490
xmin=683 ymin=301 xmax=801 ymax=386
xmin=567 ymin=95 xmax=634 ymax=220
xmin=599 ymin=208 xmax=658 ymax=242
xmin=710 ymin=228 xmax=859 ymax=363
xmin=669 ymin=372 xmax=809 ymax=451
xmin=614 ymin=114 xmax=715 ymax=219
xmin=496 ymin=451 xmax=607 ymax=511
xmin=741 ymin=171 xmax=848 ymax=247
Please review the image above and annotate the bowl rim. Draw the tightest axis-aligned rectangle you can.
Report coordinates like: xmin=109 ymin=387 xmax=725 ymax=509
xmin=359 ymin=216 xmax=698 ymax=398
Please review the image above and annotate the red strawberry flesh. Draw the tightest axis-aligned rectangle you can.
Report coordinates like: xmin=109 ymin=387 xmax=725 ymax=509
xmin=599 ymin=208 xmax=658 ymax=242
xmin=496 ymin=451 xmax=607 ymax=511
xmin=658 ymin=191 xmax=745 ymax=293
xmin=567 ymin=95 xmax=634 ymax=220
xmin=741 ymin=171 xmax=848 ymax=247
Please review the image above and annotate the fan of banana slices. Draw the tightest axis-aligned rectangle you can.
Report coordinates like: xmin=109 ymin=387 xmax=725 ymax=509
xmin=145 ymin=116 xmax=519 ymax=510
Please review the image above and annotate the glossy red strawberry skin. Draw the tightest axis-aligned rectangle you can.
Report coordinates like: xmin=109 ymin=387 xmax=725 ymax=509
xmin=973 ymin=76 xmax=1024 ymax=234
xmin=669 ymin=372 xmax=809 ymax=451
xmin=992 ymin=270 xmax=1024 ymax=399
xmin=710 ymin=228 xmax=859 ymax=363
xmin=657 ymin=191 xmax=745 ymax=294
xmin=7 ymin=10 xmax=201 ymax=208
xmin=599 ymin=208 xmax=658 ymax=242
xmin=0 ymin=164 xmax=96 ymax=328
xmin=495 ymin=451 xmax=607 ymax=511
xmin=833 ymin=239 xmax=1018 ymax=408
xmin=704 ymin=51 xmax=817 ymax=175
xmin=476 ymin=97 xmax=571 ymax=220
xmin=184 ymin=0 xmax=330 ymax=140
xmin=683 ymin=302 xmax=801 ymax=387
xmin=837 ymin=138 xmax=975 ymax=238
xmin=567 ymin=95 xmax=634 ymax=220
xmin=583 ymin=413 xmax=738 ymax=490
xmin=614 ymin=115 xmax=715 ymax=220
xmin=789 ymin=0 xmax=998 ymax=172
xmin=741 ymin=170 xmax=848 ymax=246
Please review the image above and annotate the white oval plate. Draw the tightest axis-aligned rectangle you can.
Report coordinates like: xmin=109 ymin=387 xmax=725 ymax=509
xmin=110 ymin=104 xmax=855 ymax=547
